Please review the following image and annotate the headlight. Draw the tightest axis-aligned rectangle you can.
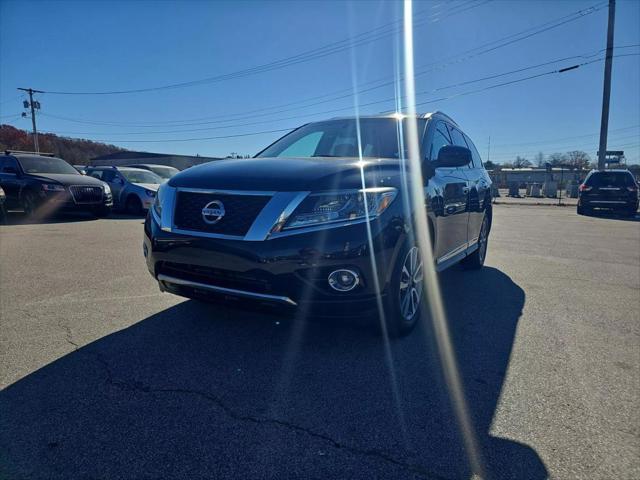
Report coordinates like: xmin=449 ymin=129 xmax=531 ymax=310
xmin=145 ymin=189 xmax=156 ymax=197
xmin=41 ymin=183 xmax=65 ymax=192
xmin=153 ymin=184 xmax=165 ymax=217
xmin=282 ymin=187 xmax=397 ymax=231
xmin=102 ymin=182 xmax=111 ymax=195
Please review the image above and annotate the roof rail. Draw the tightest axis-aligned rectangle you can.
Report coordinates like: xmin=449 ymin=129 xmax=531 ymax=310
xmin=430 ymin=111 xmax=460 ymax=127
xmin=4 ymin=150 xmax=56 ymax=157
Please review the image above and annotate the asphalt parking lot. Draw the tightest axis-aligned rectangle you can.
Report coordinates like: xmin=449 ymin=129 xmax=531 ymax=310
xmin=1 ymin=205 xmax=638 ymax=479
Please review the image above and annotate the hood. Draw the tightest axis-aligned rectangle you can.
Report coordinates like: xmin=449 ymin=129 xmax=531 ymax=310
xmin=169 ymin=157 xmax=404 ymax=191
xmin=26 ymin=173 xmax=105 ymax=187
xmin=131 ymin=183 xmax=160 ymax=191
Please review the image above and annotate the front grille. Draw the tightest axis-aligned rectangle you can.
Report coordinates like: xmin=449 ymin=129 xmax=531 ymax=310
xmin=158 ymin=262 xmax=272 ymax=293
xmin=173 ymin=191 xmax=271 ymax=236
xmin=69 ymin=185 xmax=103 ymax=204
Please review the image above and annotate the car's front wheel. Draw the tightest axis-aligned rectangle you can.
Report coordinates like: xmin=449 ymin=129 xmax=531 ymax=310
xmin=22 ymin=191 xmax=37 ymax=218
xmin=384 ymin=244 xmax=425 ymax=337
xmin=126 ymin=195 xmax=143 ymax=215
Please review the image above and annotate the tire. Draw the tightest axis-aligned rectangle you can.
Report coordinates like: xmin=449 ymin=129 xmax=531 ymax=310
xmin=462 ymin=213 xmax=490 ymax=270
xmin=126 ymin=195 xmax=143 ymax=215
xmin=22 ymin=191 xmax=37 ymax=218
xmin=91 ymin=206 xmax=112 ymax=218
xmin=383 ymin=243 xmax=425 ymax=337
xmin=577 ymin=204 xmax=591 ymax=216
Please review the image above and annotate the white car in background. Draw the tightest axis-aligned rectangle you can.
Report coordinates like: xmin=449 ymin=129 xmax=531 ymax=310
xmin=126 ymin=164 xmax=180 ymax=181
xmin=86 ymin=166 xmax=162 ymax=215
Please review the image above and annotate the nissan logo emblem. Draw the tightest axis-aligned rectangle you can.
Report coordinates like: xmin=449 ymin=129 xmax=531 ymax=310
xmin=201 ymin=200 xmax=225 ymax=225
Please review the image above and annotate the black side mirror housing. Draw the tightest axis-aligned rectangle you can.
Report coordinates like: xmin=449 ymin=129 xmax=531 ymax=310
xmin=434 ymin=145 xmax=472 ymax=169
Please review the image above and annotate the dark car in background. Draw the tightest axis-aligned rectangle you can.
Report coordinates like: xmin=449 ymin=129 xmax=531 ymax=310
xmin=0 ymin=151 xmax=113 ymax=218
xmin=126 ymin=164 xmax=180 ymax=180
xmin=578 ymin=169 xmax=639 ymax=216
xmin=144 ymin=112 xmax=492 ymax=336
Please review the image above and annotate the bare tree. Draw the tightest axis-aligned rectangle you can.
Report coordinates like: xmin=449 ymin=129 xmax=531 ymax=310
xmin=565 ymin=150 xmax=591 ymax=169
xmin=533 ymin=152 xmax=545 ymax=167
xmin=548 ymin=152 xmax=566 ymax=166
xmin=513 ymin=156 xmax=532 ymax=168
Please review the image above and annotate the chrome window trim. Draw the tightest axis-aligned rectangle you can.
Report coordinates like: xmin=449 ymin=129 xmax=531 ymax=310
xmin=158 ymin=274 xmax=297 ymax=306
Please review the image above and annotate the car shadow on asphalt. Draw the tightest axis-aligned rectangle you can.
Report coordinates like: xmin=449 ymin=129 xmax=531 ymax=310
xmin=0 ymin=211 xmax=145 ymax=225
xmin=0 ymin=267 xmax=547 ymax=479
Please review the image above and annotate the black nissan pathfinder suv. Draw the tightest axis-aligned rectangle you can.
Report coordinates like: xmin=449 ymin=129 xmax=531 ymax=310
xmin=0 ymin=151 xmax=113 ymax=218
xmin=144 ymin=113 xmax=492 ymax=335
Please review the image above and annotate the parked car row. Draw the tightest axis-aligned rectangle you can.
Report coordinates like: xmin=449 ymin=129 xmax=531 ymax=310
xmin=0 ymin=150 xmax=180 ymax=219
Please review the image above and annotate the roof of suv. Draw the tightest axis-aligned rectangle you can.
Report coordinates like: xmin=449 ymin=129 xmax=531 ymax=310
xmin=328 ymin=111 xmax=459 ymax=127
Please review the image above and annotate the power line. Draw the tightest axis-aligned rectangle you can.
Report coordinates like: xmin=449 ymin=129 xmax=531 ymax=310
xmin=30 ymin=1 xmax=608 ymax=130
xmin=38 ymin=51 xmax=639 ymax=137
xmin=36 ymin=1 xmax=489 ymax=95
xmin=42 ymin=56 xmax=623 ymax=144
xmin=491 ymin=124 xmax=639 ymax=148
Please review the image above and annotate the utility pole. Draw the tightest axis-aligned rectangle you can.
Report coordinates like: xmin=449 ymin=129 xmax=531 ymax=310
xmin=597 ymin=0 xmax=616 ymax=170
xmin=18 ymin=87 xmax=43 ymax=153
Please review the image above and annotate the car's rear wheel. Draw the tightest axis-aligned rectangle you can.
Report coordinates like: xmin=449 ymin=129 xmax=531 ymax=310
xmin=126 ymin=195 xmax=143 ymax=215
xmin=384 ymin=244 xmax=425 ymax=337
xmin=462 ymin=213 xmax=489 ymax=270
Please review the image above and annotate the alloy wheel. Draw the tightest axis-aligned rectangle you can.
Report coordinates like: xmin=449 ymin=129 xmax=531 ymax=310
xmin=399 ymin=246 xmax=424 ymax=322
xmin=478 ymin=216 xmax=489 ymax=264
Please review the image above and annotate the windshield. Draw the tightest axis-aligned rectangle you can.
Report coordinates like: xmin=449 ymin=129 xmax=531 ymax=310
xmin=257 ymin=118 xmax=425 ymax=159
xmin=120 ymin=169 xmax=162 ymax=184
xmin=148 ymin=166 xmax=179 ymax=179
xmin=18 ymin=156 xmax=80 ymax=175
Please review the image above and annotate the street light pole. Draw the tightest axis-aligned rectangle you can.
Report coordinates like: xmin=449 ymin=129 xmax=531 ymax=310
xmin=17 ymin=87 xmax=44 ymax=154
xmin=597 ymin=0 xmax=616 ymax=170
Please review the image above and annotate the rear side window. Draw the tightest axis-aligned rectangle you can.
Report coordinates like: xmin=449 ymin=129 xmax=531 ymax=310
xmin=101 ymin=170 xmax=117 ymax=182
xmin=586 ymin=172 xmax=636 ymax=187
xmin=88 ymin=170 xmax=103 ymax=180
xmin=1 ymin=157 xmax=19 ymax=174
xmin=463 ymin=134 xmax=483 ymax=169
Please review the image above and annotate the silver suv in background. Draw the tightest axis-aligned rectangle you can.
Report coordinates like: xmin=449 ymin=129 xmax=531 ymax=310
xmin=86 ymin=166 xmax=162 ymax=215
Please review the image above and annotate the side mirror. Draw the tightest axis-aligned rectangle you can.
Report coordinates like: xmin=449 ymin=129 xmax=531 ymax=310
xmin=434 ymin=146 xmax=472 ymax=169
xmin=114 ymin=177 xmax=124 ymax=185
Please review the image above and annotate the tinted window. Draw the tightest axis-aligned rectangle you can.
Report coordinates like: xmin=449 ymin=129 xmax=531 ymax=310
xmin=119 ymin=169 xmax=162 ymax=184
xmin=101 ymin=170 xmax=117 ymax=182
xmin=464 ymin=134 xmax=483 ymax=169
xmin=17 ymin=156 xmax=80 ymax=175
xmin=258 ymin=118 xmax=425 ymax=159
xmin=148 ymin=166 xmax=179 ymax=179
xmin=429 ymin=122 xmax=452 ymax=162
xmin=88 ymin=170 xmax=103 ymax=180
xmin=586 ymin=171 xmax=636 ymax=187
xmin=1 ymin=157 xmax=19 ymax=174
xmin=448 ymin=126 xmax=468 ymax=148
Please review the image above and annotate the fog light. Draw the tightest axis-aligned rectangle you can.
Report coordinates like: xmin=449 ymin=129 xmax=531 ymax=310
xmin=328 ymin=269 xmax=359 ymax=292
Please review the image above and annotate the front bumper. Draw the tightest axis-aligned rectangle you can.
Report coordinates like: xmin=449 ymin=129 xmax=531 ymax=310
xmin=39 ymin=190 xmax=113 ymax=211
xmin=143 ymin=211 xmax=405 ymax=316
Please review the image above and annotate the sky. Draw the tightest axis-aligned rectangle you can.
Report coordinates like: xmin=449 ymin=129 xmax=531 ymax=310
xmin=0 ymin=0 xmax=639 ymax=164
